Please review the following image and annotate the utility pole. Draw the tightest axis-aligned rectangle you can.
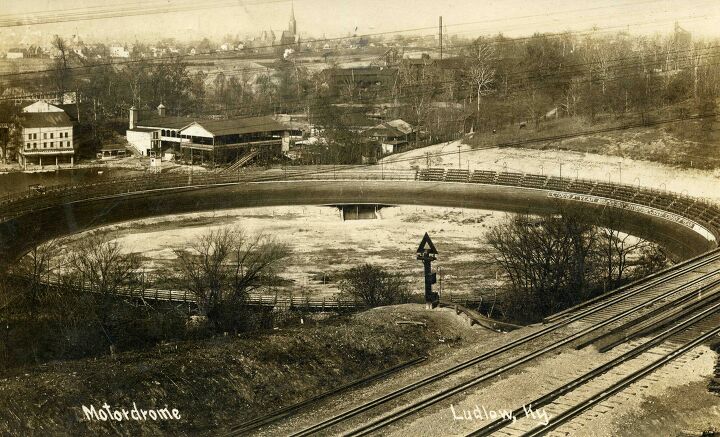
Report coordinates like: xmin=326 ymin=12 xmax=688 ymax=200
xmin=439 ymin=16 xmax=443 ymax=61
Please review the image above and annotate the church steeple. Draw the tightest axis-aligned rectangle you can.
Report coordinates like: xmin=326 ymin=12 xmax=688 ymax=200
xmin=288 ymin=1 xmax=297 ymax=36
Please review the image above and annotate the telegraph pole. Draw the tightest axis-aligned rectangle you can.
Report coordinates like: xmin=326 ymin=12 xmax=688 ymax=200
xmin=439 ymin=16 xmax=443 ymax=60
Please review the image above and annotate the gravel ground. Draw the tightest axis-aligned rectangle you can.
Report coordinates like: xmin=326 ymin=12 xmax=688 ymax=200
xmin=568 ymin=345 xmax=720 ymax=437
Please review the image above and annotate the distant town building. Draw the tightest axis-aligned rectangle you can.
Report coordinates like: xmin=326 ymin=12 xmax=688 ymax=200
xmin=329 ymin=67 xmax=398 ymax=96
xmin=109 ymin=45 xmax=130 ymax=58
xmin=17 ymin=101 xmax=75 ymax=169
xmin=279 ymin=3 xmax=300 ymax=53
xmin=6 ymin=48 xmax=25 ymax=59
xmin=673 ymin=21 xmax=692 ymax=47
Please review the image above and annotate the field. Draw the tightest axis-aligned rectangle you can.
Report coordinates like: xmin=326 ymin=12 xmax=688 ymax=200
xmin=60 ymin=205 xmax=505 ymax=299
xmin=0 ymin=58 xmax=52 ymax=76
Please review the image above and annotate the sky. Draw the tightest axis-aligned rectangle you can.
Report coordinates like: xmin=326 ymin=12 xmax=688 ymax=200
xmin=1 ymin=0 xmax=719 ymax=46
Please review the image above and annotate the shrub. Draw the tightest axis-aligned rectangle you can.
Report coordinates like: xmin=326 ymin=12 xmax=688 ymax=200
xmin=339 ymin=264 xmax=409 ymax=307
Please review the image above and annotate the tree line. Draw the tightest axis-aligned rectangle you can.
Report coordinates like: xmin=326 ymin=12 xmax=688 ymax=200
xmin=2 ymin=28 xmax=717 ymax=163
xmin=0 ymin=227 xmax=289 ymax=370
xmin=484 ymin=207 xmax=668 ymax=323
xmin=0 ymin=223 xmax=409 ymax=371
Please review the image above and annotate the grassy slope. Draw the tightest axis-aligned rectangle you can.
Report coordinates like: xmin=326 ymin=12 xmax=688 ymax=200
xmin=466 ymin=113 xmax=720 ymax=170
xmin=0 ymin=305 xmax=466 ymax=436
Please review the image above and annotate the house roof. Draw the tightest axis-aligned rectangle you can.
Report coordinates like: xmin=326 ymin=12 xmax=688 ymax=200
xmin=385 ymin=119 xmax=414 ymax=135
xmin=339 ymin=112 xmax=378 ymax=128
xmin=180 ymin=116 xmax=286 ymax=137
xmin=137 ymin=115 xmax=193 ymax=130
xmin=365 ymin=125 xmax=405 ymax=138
xmin=22 ymin=101 xmax=64 ymax=113
xmin=19 ymin=112 xmax=73 ymax=129
xmin=364 ymin=119 xmax=414 ymax=138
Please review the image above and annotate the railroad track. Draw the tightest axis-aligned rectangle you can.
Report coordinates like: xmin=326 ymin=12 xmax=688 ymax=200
xmin=235 ymin=249 xmax=720 ymax=436
xmin=222 ymin=356 xmax=427 ymax=436
xmin=468 ymin=293 xmax=720 ymax=436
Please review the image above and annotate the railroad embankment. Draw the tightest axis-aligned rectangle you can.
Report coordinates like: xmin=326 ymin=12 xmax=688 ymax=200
xmin=0 ymin=304 xmax=491 ymax=436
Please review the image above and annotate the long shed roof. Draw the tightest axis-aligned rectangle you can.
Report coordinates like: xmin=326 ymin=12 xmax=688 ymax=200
xmin=180 ymin=116 xmax=285 ymax=137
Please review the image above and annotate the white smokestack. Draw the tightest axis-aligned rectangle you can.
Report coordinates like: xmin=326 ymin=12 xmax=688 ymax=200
xmin=129 ymin=106 xmax=138 ymax=129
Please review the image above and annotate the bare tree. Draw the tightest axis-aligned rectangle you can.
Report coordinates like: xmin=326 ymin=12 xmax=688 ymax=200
xmin=174 ymin=227 xmax=290 ymax=325
xmin=595 ymin=208 xmax=652 ymax=291
xmin=486 ymin=212 xmax=596 ymax=320
xmin=465 ymin=42 xmax=496 ymax=114
xmin=10 ymin=238 xmax=63 ymax=316
xmin=174 ymin=227 xmax=234 ymax=317
xmin=51 ymin=35 xmax=72 ymax=104
xmin=3 ymin=113 xmax=22 ymax=164
xmin=67 ymin=233 xmax=143 ymax=318
xmin=561 ymin=77 xmax=583 ymax=117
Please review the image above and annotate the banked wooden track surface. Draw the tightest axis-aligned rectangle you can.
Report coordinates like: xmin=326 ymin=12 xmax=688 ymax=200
xmin=0 ymin=166 xmax=717 ymax=273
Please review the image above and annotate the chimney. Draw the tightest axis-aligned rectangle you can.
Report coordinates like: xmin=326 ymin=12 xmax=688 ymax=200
xmin=157 ymin=103 xmax=166 ymax=117
xmin=129 ymin=106 xmax=138 ymax=129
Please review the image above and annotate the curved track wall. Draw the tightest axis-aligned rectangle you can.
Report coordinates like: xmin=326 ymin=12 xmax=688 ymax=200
xmin=0 ymin=180 xmax=714 ymax=270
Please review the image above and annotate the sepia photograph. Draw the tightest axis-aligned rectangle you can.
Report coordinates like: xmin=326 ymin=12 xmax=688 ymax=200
xmin=1 ymin=0 xmax=720 ymax=435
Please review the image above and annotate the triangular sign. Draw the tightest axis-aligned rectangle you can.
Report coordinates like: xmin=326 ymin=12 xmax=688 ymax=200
xmin=416 ymin=232 xmax=438 ymax=254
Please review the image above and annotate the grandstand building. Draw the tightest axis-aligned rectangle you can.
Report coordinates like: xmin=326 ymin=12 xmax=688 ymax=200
xmin=125 ymin=105 xmax=290 ymax=165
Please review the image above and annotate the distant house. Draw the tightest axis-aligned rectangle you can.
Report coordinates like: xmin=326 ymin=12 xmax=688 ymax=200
xmin=109 ymin=45 xmax=130 ymax=58
xmin=126 ymin=104 xmax=187 ymax=157
xmin=328 ymin=67 xmax=398 ymax=96
xmin=364 ymin=119 xmax=416 ymax=154
xmin=6 ymin=48 xmax=25 ymax=59
xmin=17 ymin=101 xmax=75 ymax=168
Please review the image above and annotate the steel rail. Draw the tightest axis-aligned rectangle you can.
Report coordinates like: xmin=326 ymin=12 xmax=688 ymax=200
xmin=221 ymin=356 xmax=427 ymax=437
xmin=595 ymin=285 xmax=720 ymax=353
xmin=340 ymin=272 xmax=720 ymax=436
xmin=543 ymin=243 xmax=720 ymax=323
xmin=467 ymin=291 xmax=720 ymax=436
xmin=288 ymin=262 xmax=720 ymax=436
xmin=574 ymin=272 xmax=720 ymax=350
xmin=521 ymin=318 xmax=720 ymax=436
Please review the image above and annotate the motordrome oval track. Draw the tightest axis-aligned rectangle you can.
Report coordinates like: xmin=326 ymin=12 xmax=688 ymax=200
xmin=0 ymin=178 xmax=716 ymax=268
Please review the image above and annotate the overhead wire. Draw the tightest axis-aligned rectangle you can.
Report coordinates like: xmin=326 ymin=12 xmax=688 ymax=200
xmin=0 ymin=0 xmax=711 ymax=81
